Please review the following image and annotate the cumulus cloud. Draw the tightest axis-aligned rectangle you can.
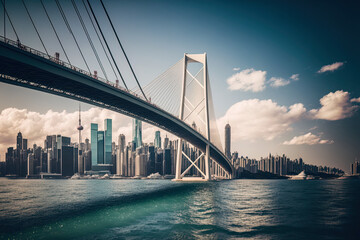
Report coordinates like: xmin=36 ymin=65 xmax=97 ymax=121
xmin=218 ymin=99 xmax=306 ymax=142
xmin=283 ymin=132 xmax=333 ymax=145
xmin=232 ymin=67 xmax=240 ymax=71
xmin=317 ymin=62 xmax=344 ymax=73
xmin=290 ymin=74 xmax=300 ymax=81
xmin=269 ymin=77 xmax=290 ymax=88
xmin=309 ymin=90 xmax=358 ymax=120
xmin=227 ymin=68 xmax=267 ymax=92
xmin=350 ymin=97 xmax=360 ymax=103
xmin=0 ymin=107 xmax=174 ymax=158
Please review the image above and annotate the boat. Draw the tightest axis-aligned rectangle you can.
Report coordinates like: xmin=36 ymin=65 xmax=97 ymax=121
xmin=70 ymin=173 xmax=81 ymax=180
xmin=147 ymin=172 xmax=162 ymax=179
xmin=100 ymin=173 xmax=110 ymax=179
xmin=289 ymin=171 xmax=307 ymax=180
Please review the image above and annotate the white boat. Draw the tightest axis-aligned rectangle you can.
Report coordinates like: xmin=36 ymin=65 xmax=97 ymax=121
xmin=100 ymin=173 xmax=110 ymax=179
xmin=147 ymin=172 xmax=162 ymax=179
xmin=290 ymin=171 xmax=307 ymax=180
xmin=70 ymin=173 xmax=81 ymax=180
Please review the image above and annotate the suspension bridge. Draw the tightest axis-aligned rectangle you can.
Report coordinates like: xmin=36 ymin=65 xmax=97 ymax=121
xmin=0 ymin=0 xmax=233 ymax=180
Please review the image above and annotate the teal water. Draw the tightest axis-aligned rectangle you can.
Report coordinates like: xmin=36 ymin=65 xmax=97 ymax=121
xmin=0 ymin=178 xmax=359 ymax=239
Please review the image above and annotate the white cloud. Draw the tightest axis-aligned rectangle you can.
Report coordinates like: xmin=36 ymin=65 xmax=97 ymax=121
xmin=0 ymin=107 xmax=175 ymax=158
xmin=317 ymin=62 xmax=344 ymax=73
xmin=350 ymin=97 xmax=360 ymax=103
xmin=232 ymin=67 xmax=240 ymax=71
xmin=290 ymin=74 xmax=300 ymax=81
xmin=283 ymin=132 xmax=333 ymax=145
xmin=309 ymin=90 xmax=358 ymax=120
xmin=218 ymin=99 xmax=306 ymax=142
xmin=269 ymin=77 xmax=290 ymax=88
xmin=227 ymin=68 xmax=267 ymax=92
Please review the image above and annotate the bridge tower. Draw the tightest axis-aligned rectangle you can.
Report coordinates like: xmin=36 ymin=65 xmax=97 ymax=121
xmin=174 ymin=53 xmax=212 ymax=181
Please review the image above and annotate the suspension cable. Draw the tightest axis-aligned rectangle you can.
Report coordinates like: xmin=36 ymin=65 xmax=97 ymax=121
xmin=99 ymin=0 xmax=147 ymax=101
xmin=55 ymin=0 xmax=91 ymax=73
xmin=3 ymin=0 xmax=5 ymax=39
xmin=0 ymin=0 xmax=19 ymax=41
xmin=86 ymin=0 xmax=128 ymax=90
xmin=21 ymin=0 xmax=49 ymax=55
xmin=81 ymin=0 xmax=118 ymax=80
xmin=40 ymin=0 xmax=71 ymax=64
xmin=71 ymin=0 xmax=108 ymax=80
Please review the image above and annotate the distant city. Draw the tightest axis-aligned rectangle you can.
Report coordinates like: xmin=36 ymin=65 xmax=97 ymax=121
xmin=0 ymin=113 xmax=351 ymax=179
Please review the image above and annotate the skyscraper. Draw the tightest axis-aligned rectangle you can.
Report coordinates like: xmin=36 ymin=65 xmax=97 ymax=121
xmin=225 ymin=123 xmax=231 ymax=159
xmin=97 ymin=131 xmax=104 ymax=164
xmin=16 ymin=132 xmax=22 ymax=150
xmin=132 ymin=119 xmax=142 ymax=148
xmin=104 ymin=119 xmax=112 ymax=164
xmin=154 ymin=131 xmax=161 ymax=149
xmin=116 ymin=134 xmax=126 ymax=176
xmin=91 ymin=123 xmax=98 ymax=167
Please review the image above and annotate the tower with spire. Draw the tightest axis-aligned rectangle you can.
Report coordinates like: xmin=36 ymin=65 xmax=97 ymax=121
xmin=77 ymin=103 xmax=84 ymax=174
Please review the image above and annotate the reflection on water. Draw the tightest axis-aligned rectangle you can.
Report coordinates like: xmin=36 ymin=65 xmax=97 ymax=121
xmin=0 ymin=178 xmax=359 ymax=239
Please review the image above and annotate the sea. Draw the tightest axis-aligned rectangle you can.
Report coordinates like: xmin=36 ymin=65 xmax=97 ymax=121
xmin=0 ymin=178 xmax=359 ymax=240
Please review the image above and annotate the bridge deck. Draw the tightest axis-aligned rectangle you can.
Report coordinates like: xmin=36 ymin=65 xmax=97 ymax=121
xmin=0 ymin=38 xmax=233 ymax=176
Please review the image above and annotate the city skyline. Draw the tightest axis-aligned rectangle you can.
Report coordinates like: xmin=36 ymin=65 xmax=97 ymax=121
xmin=0 ymin=0 xmax=360 ymax=173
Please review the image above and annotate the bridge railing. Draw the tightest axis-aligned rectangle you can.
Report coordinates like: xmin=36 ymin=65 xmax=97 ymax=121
xmin=0 ymin=36 xmax=149 ymax=101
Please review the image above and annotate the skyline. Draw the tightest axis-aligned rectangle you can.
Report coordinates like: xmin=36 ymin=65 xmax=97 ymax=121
xmin=1 ymin=0 xmax=360 ymax=172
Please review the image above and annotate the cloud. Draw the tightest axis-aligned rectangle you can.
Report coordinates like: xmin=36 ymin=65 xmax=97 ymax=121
xmin=309 ymin=90 xmax=358 ymax=120
xmin=0 ymin=107 xmax=175 ymax=158
xmin=218 ymin=99 xmax=306 ymax=142
xmin=290 ymin=74 xmax=300 ymax=81
xmin=283 ymin=132 xmax=334 ymax=145
xmin=269 ymin=77 xmax=290 ymax=88
xmin=232 ymin=67 xmax=240 ymax=71
xmin=350 ymin=97 xmax=360 ymax=103
xmin=227 ymin=68 xmax=267 ymax=92
xmin=317 ymin=62 xmax=344 ymax=73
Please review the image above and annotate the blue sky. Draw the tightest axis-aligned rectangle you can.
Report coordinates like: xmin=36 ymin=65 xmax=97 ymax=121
xmin=0 ymin=0 xmax=359 ymax=172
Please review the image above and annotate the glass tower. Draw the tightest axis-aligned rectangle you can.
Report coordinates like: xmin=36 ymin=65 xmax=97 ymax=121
xmin=97 ymin=131 xmax=104 ymax=164
xmin=132 ymin=119 xmax=142 ymax=149
xmin=154 ymin=131 xmax=161 ymax=149
xmin=104 ymin=119 xmax=112 ymax=164
xmin=91 ymin=123 xmax=98 ymax=167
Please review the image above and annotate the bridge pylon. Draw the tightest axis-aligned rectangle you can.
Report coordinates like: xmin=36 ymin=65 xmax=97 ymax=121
xmin=174 ymin=53 xmax=212 ymax=181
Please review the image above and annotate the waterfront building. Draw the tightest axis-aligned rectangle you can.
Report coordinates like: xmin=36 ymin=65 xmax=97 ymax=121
xmin=91 ymin=123 xmax=98 ymax=167
xmin=104 ymin=119 xmax=112 ymax=164
xmin=97 ymin=131 xmax=104 ymax=164
xmin=132 ymin=119 xmax=142 ymax=148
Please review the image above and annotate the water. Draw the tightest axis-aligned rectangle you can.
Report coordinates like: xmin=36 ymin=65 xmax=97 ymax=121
xmin=0 ymin=178 xmax=359 ymax=240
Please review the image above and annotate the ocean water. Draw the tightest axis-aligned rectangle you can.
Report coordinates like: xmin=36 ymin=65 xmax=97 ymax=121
xmin=0 ymin=178 xmax=359 ymax=240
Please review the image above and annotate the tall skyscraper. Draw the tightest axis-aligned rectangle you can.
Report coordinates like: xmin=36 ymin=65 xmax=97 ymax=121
xmin=154 ymin=131 xmax=161 ymax=149
xmin=164 ymin=135 xmax=169 ymax=149
xmin=104 ymin=119 xmax=112 ymax=164
xmin=91 ymin=123 xmax=98 ymax=167
xmin=116 ymin=134 xmax=126 ymax=176
xmin=97 ymin=131 xmax=104 ymax=164
xmin=225 ymin=123 xmax=231 ymax=159
xmin=16 ymin=132 xmax=23 ymax=150
xmin=132 ymin=119 xmax=142 ymax=148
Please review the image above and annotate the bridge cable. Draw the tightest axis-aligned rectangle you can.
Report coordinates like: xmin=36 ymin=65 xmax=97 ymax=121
xmin=99 ymin=0 xmax=148 ymax=101
xmin=3 ymin=0 xmax=5 ymax=39
xmin=21 ymin=0 xmax=49 ymax=55
xmin=55 ymin=0 xmax=91 ymax=73
xmin=71 ymin=0 xmax=108 ymax=80
xmin=40 ymin=0 xmax=71 ymax=64
xmin=86 ymin=0 xmax=128 ymax=90
xmin=81 ymin=0 xmax=118 ymax=80
xmin=0 ymin=0 xmax=19 ymax=41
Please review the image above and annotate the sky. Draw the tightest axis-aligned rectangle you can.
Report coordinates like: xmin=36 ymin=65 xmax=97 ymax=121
xmin=0 ymin=0 xmax=359 ymax=172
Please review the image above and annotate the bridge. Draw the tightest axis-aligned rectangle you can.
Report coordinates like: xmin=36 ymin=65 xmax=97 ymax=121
xmin=0 ymin=0 xmax=233 ymax=180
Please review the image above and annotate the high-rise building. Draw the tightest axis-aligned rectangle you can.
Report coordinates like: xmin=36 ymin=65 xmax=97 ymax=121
xmin=154 ymin=131 xmax=161 ymax=149
xmin=116 ymin=134 xmax=126 ymax=176
xmin=91 ymin=123 xmax=98 ymax=167
xmin=163 ymin=148 xmax=171 ymax=175
xmin=225 ymin=123 xmax=231 ymax=159
xmin=77 ymin=104 xmax=84 ymax=174
xmin=16 ymin=132 xmax=23 ymax=150
xmin=104 ymin=119 xmax=112 ymax=164
xmin=164 ymin=135 xmax=169 ymax=149
xmin=132 ymin=119 xmax=142 ymax=148
xmin=97 ymin=131 xmax=104 ymax=164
